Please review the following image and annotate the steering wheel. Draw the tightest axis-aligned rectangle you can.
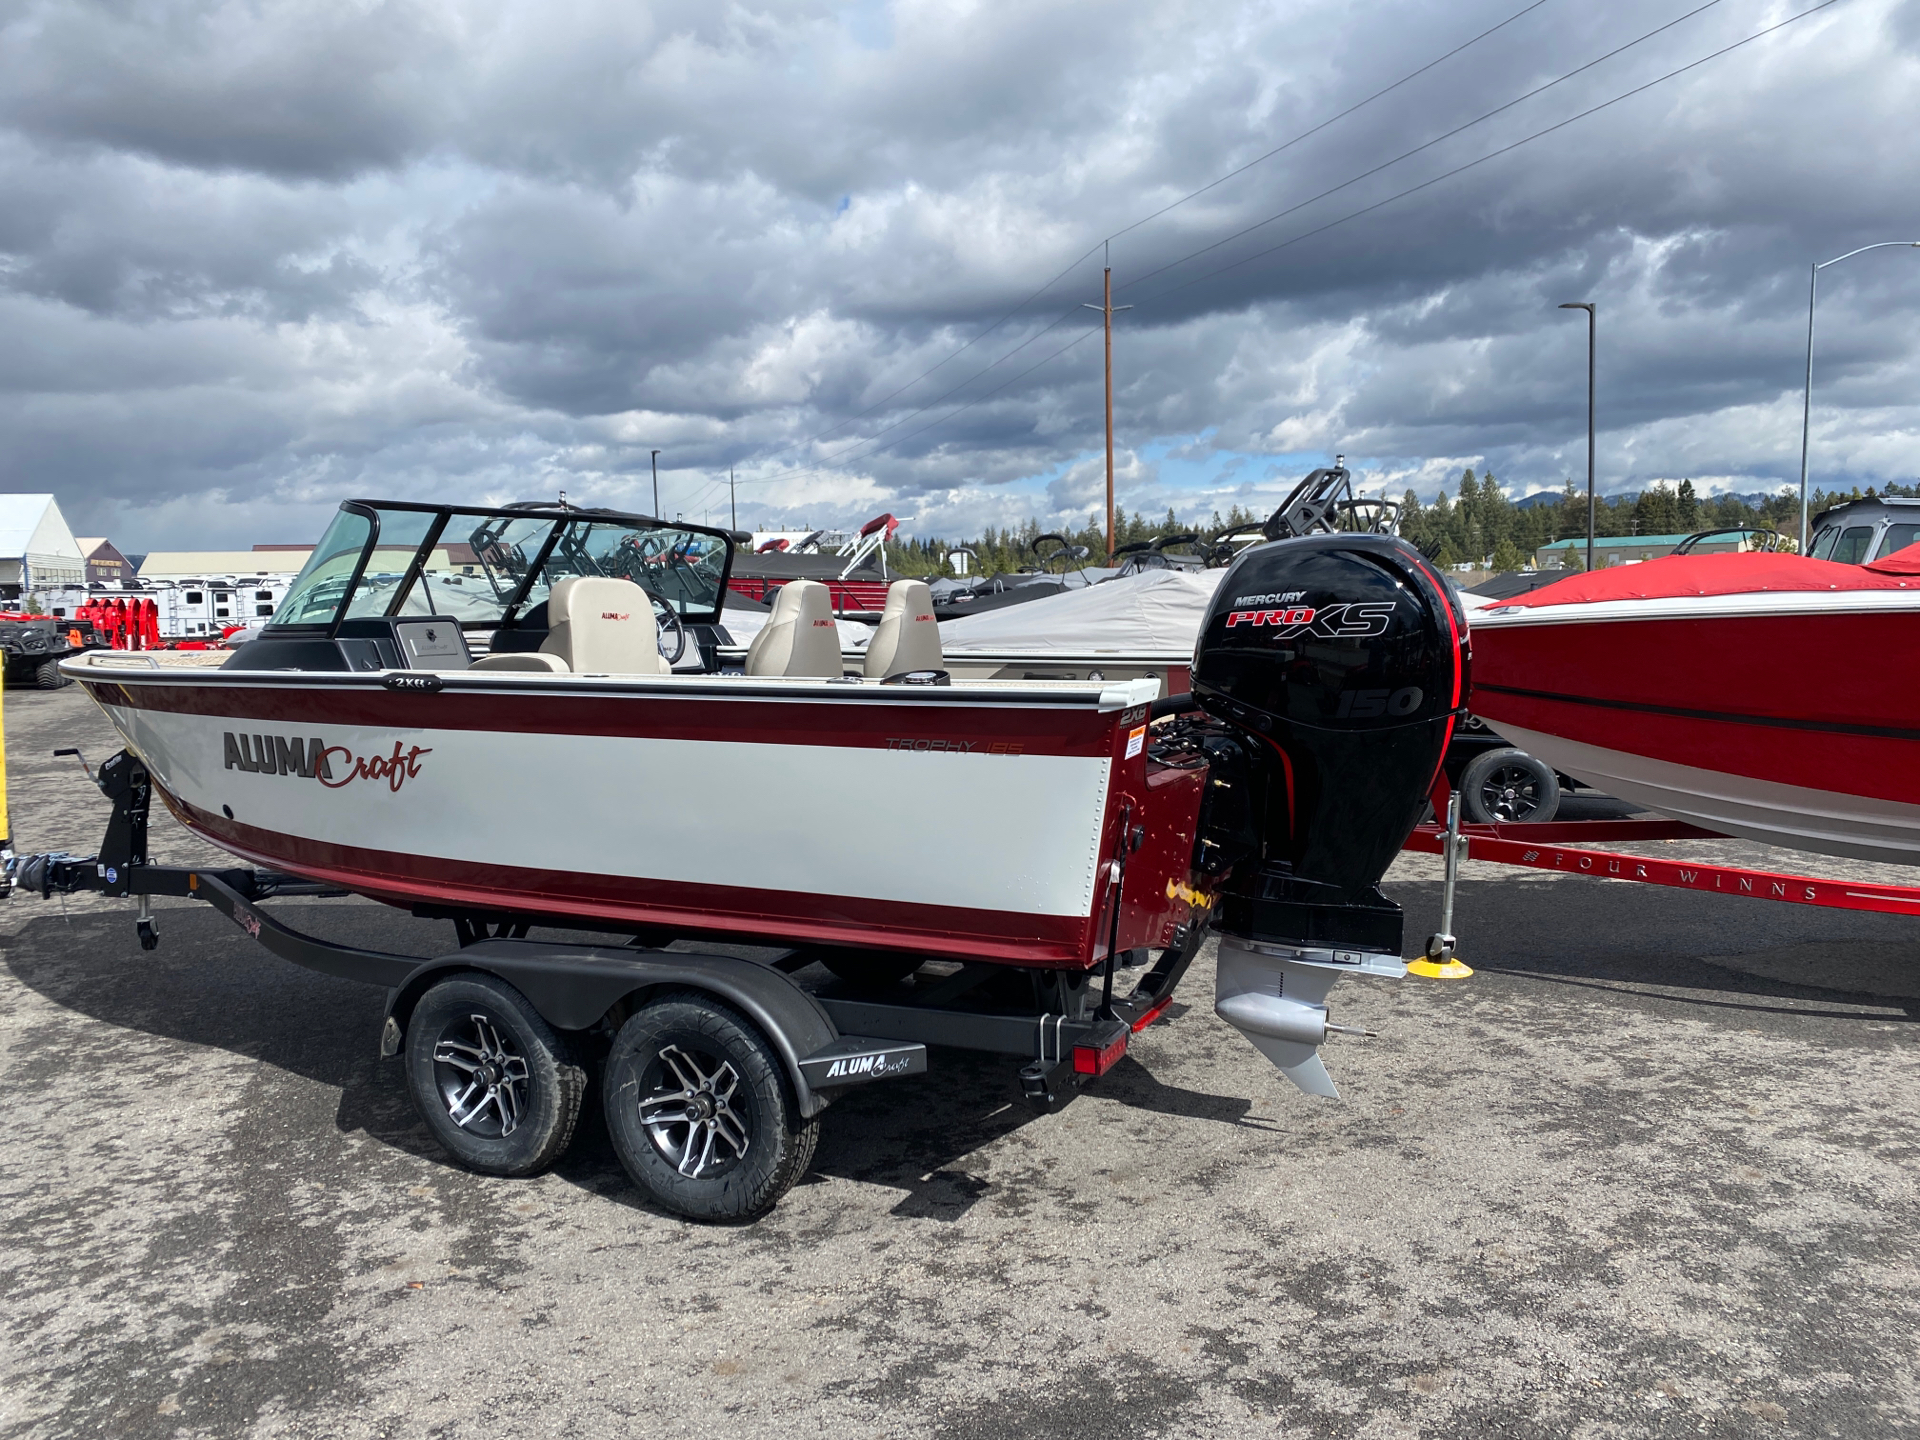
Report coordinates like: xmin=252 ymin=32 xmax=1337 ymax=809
xmin=651 ymin=597 xmax=687 ymax=665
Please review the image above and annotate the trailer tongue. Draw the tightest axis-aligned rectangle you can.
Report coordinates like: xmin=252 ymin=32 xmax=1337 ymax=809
xmin=5 ymin=502 xmax=1464 ymax=1221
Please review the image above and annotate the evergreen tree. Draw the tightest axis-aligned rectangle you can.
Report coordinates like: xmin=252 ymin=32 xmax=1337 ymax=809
xmin=1634 ymin=481 xmax=1680 ymax=536
xmin=1489 ymin=537 xmax=1526 ymax=573
xmin=1399 ymin=489 xmax=1424 ymax=548
xmin=1480 ymin=470 xmax=1511 ymax=553
xmin=1458 ymin=469 xmax=1483 ymax=562
xmin=1677 ymin=479 xmax=1700 ymax=532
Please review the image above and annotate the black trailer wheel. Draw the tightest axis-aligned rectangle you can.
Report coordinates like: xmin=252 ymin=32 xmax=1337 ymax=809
xmin=404 ymin=974 xmax=585 ymax=1178
xmin=818 ymin=949 xmax=923 ymax=990
xmin=34 ymin=657 xmax=68 ymax=690
xmin=603 ymin=992 xmax=818 ymax=1223
xmin=1460 ymin=747 xmax=1560 ymax=824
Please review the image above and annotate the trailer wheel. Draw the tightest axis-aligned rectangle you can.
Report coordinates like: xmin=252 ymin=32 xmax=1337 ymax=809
xmin=1460 ymin=747 xmax=1559 ymax=824
xmin=33 ymin=657 xmax=68 ymax=690
xmin=602 ymin=992 xmax=818 ymax=1223
xmin=404 ymin=975 xmax=585 ymax=1178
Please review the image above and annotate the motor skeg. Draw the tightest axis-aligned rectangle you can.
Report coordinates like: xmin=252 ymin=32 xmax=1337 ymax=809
xmin=1190 ymin=533 xmax=1468 ymax=954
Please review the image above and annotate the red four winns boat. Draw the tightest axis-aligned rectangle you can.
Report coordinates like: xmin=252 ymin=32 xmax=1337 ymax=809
xmin=1468 ymin=545 xmax=1920 ymax=866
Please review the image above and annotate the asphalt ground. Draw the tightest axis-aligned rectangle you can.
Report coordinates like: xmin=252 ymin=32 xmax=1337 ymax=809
xmin=1 ymin=683 xmax=1915 ymax=1440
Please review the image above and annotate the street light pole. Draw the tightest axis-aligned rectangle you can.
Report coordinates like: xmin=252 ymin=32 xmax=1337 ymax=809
xmin=651 ymin=450 xmax=661 ymax=518
xmin=1559 ymin=302 xmax=1596 ymax=572
xmin=1799 ymin=241 xmax=1920 ymax=550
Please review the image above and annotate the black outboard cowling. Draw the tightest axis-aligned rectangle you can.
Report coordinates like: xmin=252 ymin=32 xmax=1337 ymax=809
xmin=1191 ymin=532 xmax=1468 ymax=953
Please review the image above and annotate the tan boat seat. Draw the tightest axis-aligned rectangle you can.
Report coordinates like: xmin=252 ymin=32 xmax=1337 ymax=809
xmin=745 ymin=580 xmax=842 ymax=678
xmin=864 ymin=579 xmax=942 ymax=679
xmin=469 ymin=651 xmax=568 ymax=673
xmin=472 ymin=575 xmax=668 ymax=675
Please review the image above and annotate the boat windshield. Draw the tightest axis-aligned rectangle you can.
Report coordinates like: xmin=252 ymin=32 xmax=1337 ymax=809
xmin=269 ymin=503 xmax=732 ymax=631
xmin=1830 ymin=526 xmax=1875 ymax=565
xmin=1876 ymin=523 xmax=1920 ymax=561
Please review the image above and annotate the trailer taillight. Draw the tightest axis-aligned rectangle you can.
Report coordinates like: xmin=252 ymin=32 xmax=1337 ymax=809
xmin=1072 ymin=1021 xmax=1129 ymax=1077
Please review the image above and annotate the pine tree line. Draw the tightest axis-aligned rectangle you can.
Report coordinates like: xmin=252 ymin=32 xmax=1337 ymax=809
xmin=875 ymin=476 xmax=1918 ymax=578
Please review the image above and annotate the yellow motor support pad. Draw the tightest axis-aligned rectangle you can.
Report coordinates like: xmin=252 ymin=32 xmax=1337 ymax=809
xmin=1406 ymin=957 xmax=1474 ymax=980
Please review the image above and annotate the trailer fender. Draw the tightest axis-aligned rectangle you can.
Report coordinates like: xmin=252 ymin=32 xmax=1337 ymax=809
xmin=382 ymin=943 xmax=844 ymax=1118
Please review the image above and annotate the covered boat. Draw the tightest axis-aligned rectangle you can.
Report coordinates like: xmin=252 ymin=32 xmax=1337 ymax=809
xmin=1468 ymin=546 xmax=1920 ymax=865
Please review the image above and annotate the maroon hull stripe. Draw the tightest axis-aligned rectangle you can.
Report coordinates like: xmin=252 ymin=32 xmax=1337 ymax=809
xmin=85 ymin=676 xmax=1122 ymax=756
xmin=164 ymin=794 xmax=1104 ymax=968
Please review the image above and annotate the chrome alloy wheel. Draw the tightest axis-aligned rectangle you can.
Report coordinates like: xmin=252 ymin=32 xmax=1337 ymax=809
xmin=432 ymin=1013 xmax=531 ymax=1138
xmin=640 ymin=1044 xmax=751 ymax=1179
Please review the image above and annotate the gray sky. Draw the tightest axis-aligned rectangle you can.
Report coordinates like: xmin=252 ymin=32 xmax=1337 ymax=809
xmin=2 ymin=0 xmax=1914 ymax=551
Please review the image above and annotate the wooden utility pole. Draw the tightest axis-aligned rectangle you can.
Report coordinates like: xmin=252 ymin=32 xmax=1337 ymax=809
xmin=1083 ymin=255 xmax=1131 ymax=559
xmin=729 ymin=466 xmax=737 ymax=532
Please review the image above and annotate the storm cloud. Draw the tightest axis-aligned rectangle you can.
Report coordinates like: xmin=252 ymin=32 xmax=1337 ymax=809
xmin=1 ymin=0 xmax=1914 ymax=549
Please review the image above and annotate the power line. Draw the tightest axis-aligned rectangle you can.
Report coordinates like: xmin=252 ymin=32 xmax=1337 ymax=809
xmin=1121 ymin=0 xmax=1730 ymax=294
xmin=731 ymin=0 xmax=1564 ymax=473
xmin=1104 ymin=0 xmax=1559 ymax=249
xmin=734 ymin=0 xmax=1849 ymax=499
xmin=1126 ymin=0 xmax=1846 ymax=309
xmin=738 ymin=0 xmax=1732 ymax=495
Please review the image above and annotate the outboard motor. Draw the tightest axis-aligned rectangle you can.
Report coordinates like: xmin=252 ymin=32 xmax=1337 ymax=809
xmin=1189 ymin=533 xmax=1468 ymax=1096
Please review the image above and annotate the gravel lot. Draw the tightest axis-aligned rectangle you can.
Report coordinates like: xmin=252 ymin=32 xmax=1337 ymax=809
xmin=2 ymin=683 xmax=1916 ymax=1439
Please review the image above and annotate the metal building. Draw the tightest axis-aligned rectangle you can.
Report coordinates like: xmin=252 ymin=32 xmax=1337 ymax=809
xmin=0 ymin=495 xmax=87 ymax=600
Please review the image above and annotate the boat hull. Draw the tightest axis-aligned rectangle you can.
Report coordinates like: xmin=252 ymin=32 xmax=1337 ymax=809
xmin=77 ymin=665 xmax=1177 ymax=966
xmin=1470 ymin=593 xmax=1920 ymax=866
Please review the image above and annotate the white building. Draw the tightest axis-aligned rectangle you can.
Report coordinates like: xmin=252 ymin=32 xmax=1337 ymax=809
xmin=0 ymin=495 xmax=86 ymax=599
xmin=138 ymin=551 xmax=311 ymax=582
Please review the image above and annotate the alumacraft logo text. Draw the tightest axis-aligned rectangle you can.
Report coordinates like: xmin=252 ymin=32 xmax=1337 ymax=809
xmin=223 ymin=733 xmax=432 ymax=793
xmin=823 ymin=1053 xmax=915 ymax=1080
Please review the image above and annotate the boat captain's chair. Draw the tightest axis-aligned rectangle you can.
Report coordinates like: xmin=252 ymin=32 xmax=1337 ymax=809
xmin=863 ymin=580 xmax=942 ymax=679
xmin=744 ymin=580 xmax=842 ymax=679
xmin=471 ymin=576 xmax=668 ymax=675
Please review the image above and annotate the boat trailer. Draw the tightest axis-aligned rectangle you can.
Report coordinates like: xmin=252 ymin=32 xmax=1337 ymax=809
xmin=7 ymin=747 xmax=1208 ymax=1219
xmin=1407 ymin=778 xmax=1920 ymax=977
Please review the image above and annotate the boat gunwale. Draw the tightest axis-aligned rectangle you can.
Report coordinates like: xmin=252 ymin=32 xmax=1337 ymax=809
xmin=1471 ymin=587 xmax=1920 ymax=627
xmin=60 ymin=654 xmax=1161 ymax=712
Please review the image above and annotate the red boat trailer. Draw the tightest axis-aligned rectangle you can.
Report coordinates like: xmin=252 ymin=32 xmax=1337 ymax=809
xmin=1405 ymin=780 xmax=1920 ymax=974
xmin=724 ymin=575 xmax=894 ymax=612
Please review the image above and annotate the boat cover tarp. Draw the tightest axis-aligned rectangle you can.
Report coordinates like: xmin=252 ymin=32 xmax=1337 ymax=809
xmin=927 ymin=569 xmax=1224 ymax=654
xmin=1488 ymin=544 xmax=1920 ymax=608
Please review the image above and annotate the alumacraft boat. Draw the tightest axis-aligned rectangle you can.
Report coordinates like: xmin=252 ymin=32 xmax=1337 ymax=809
xmin=1469 ymin=545 xmax=1920 ymax=865
xmin=20 ymin=498 xmax=1466 ymax=1221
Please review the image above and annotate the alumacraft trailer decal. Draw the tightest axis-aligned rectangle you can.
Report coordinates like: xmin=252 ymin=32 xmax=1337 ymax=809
xmin=222 ymin=732 xmax=431 ymax=793
xmin=822 ymin=1052 xmax=914 ymax=1080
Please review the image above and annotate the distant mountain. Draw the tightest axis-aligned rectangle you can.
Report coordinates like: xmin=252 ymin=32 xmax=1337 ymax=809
xmin=1510 ymin=488 xmax=1776 ymax=511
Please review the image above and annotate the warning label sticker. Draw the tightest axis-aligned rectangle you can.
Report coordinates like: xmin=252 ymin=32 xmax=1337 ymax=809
xmin=1124 ymin=724 xmax=1146 ymax=759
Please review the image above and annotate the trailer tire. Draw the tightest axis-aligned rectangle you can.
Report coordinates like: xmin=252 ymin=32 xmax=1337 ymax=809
xmin=405 ymin=974 xmax=585 ymax=1178
xmin=602 ymin=991 xmax=818 ymax=1223
xmin=33 ymin=657 xmax=67 ymax=690
xmin=1460 ymin=747 xmax=1559 ymax=824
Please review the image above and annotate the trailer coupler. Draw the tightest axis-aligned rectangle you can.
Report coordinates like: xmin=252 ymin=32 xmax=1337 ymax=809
xmin=5 ymin=749 xmax=346 ymax=948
